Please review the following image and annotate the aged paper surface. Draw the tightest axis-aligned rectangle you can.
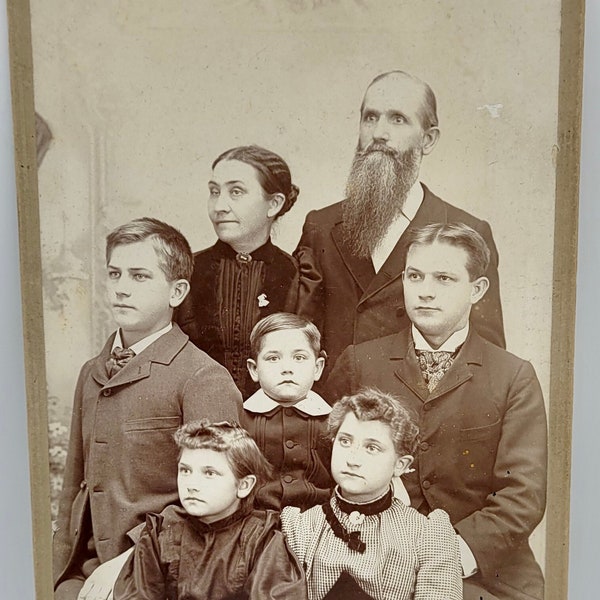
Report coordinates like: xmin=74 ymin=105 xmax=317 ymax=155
xmin=7 ymin=0 xmax=583 ymax=598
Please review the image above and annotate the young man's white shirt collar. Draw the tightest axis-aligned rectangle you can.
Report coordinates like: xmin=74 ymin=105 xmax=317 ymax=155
xmin=112 ymin=322 xmax=173 ymax=356
xmin=371 ymin=180 xmax=423 ymax=273
xmin=412 ymin=323 xmax=469 ymax=353
xmin=243 ymin=388 xmax=331 ymax=417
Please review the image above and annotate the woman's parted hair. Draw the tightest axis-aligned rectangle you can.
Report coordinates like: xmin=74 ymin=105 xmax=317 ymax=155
xmin=328 ymin=387 xmax=419 ymax=457
xmin=106 ymin=217 xmax=194 ymax=282
xmin=212 ymin=145 xmax=299 ymax=219
xmin=174 ymin=420 xmax=273 ymax=506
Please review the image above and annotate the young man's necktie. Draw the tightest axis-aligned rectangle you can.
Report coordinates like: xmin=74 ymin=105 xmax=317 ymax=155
xmin=415 ymin=349 xmax=457 ymax=392
xmin=106 ymin=346 xmax=135 ymax=378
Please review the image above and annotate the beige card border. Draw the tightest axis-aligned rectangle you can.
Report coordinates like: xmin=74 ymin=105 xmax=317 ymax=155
xmin=545 ymin=0 xmax=585 ymax=595
xmin=6 ymin=0 xmax=584 ymax=598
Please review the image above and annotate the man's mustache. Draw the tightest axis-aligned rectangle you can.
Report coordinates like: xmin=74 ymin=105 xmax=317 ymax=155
xmin=357 ymin=141 xmax=398 ymax=157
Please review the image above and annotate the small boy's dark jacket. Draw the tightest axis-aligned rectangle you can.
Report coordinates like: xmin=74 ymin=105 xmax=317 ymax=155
xmin=241 ymin=390 xmax=332 ymax=511
xmin=53 ymin=324 xmax=243 ymax=588
xmin=327 ymin=327 xmax=547 ymax=600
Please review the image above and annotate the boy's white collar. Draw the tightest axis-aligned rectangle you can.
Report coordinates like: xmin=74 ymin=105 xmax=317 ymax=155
xmin=244 ymin=388 xmax=331 ymax=416
xmin=412 ymin=323 xmax=469 ymax=353
xmin=112 ymin=323 xmax=173 ymax=355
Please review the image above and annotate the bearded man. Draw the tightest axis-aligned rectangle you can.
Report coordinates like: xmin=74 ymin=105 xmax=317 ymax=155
xmin=295 ymin=70 xmax=505 ymax=371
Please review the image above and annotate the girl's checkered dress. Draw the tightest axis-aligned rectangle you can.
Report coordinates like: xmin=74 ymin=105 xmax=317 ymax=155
xmin=281 ymin=491 xmax=461 ymax=600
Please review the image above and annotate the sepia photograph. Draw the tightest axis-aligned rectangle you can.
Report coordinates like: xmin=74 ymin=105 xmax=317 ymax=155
xmin=7 ymin=0 xmax=583 ymax=598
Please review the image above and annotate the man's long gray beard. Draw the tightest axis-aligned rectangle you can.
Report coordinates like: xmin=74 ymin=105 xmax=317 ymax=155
xmin=342 ymin=144 xmax=421 ymax=259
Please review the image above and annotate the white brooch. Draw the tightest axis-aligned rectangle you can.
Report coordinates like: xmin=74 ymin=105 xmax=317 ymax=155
xmin=257 ymin=293 xmax=269 ymax=308
xmin=348 ymin=511 xmax=365 ymax=526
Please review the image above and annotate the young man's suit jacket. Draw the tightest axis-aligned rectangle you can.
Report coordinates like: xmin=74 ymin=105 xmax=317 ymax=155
xmin=53 ymin=324 xmax=242 ymax=588
xmin=294 ymin=184 xmax=505 ymax=370
xmin=326 ymin=327 xmax=547 ymax=600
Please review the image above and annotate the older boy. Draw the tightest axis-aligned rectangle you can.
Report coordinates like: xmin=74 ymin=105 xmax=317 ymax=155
xmin=327 ymin=223 xmax=547 ymax=600
xmin=53 ymin=218 xmax=242 ymax=599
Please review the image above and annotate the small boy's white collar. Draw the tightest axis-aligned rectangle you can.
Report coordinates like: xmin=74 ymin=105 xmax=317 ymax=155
xmin=243 ymin=388 xmax=331 ymax=416
xmin=412 ymin=323 xmax=469 ymax=353
xmin=112 ymin=323 xmax=173 ymax=355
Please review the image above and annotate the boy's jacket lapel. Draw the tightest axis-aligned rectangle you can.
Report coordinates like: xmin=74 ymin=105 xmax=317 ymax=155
xmin=91 ymin=324 xmax=189 ymax=389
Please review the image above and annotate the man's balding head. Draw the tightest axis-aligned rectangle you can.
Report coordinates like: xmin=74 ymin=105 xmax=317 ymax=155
xmin=358 ymin=71 xmax=440 ymax=155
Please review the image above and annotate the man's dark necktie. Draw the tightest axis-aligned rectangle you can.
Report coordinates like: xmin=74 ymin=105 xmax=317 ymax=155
xmin=415 ymin=349 xmax=457 ymax=392
xmin=106 ymin=346 xmax=135 ymax=378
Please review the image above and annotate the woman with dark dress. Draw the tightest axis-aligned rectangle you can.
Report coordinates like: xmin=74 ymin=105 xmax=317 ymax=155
xmin=177 ymin=145 xmax=300 ymax=398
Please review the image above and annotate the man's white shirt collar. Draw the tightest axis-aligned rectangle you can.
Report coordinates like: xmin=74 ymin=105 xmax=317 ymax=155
xmin=243 ymin=388 xmax=332 ymax=417
xmin=112 ymin=322 xmax=173 ymax=356
xmin=371 ymin=181 xmax=423 ymax=273
xmin=412 ymin=323 xmax=470 ymax=353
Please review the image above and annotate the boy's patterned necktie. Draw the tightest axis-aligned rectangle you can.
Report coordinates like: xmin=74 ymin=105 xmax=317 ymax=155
xmin=415 ymin=349 xmax=457 ymax=392
xmin=106 ymin=346 xmax=135 ymax=378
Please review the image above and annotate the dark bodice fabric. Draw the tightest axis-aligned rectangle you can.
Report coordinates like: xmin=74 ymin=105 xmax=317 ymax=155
xmin=113 ymin=505 xmax=306 ymax=600
xmin=177 ymin=239 xmax=299 ymax=398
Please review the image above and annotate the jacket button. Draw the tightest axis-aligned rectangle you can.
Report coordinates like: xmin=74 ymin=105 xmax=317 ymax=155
xmin=356 ymin=305 xmax=364 ymax=313
xmin=284 ymin=408 xmax=294 ymax=416
xmin=80 ymin=481 xmax=87 ymax=489
xmin=102 ymin=389 xmax=111 ymax=397
xmin=282 ymin=475 xmax=294 ymax=484
xmin=422 ymin=480 xmax=431 ymax=489
xmin=285 ymin=440 xmax=295 ymax=449
xmin=419 ymin=442 xmax=429 ymax=452
xmin=423 ymin=403 xmax=432 ymax=411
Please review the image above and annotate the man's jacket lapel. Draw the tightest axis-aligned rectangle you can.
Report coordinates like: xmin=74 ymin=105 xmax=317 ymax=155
xmin=331 ymin=220 xmax=375 ymax=293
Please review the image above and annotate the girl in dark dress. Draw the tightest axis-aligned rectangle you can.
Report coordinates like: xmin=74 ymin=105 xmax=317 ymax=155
xmin=177 ymin=146 xmax=300 ymax=398
xmin=113 ymin=420 xmax=306 ymax=600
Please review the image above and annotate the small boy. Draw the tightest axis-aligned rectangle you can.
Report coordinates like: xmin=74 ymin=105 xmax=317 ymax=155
xmin=113 ymin=420 xmax=306 ymax=600
xmin=53 ymin=217 xmax=242 ymax=599
xmin=242 ymin=312 xmax=332 ymax=510
xmin=281 ymin=388 xmax=462 ymax=600
xmin=327 ymin=222 xmax=548 ymax=600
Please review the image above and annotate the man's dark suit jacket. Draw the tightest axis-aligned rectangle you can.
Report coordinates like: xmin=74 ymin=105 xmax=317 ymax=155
xmin=326 ymin=327 xmax=547 ymax=600
xmin=294 ymin=184 xmax=505 ymax=370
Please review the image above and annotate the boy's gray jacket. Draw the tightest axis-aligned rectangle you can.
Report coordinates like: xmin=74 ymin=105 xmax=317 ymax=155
xmin=53 ymin=324 xmax=242 ymax=588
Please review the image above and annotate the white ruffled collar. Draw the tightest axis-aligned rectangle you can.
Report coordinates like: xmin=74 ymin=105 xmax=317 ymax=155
xmin=243 ymin=388 xmax=331 ymax=417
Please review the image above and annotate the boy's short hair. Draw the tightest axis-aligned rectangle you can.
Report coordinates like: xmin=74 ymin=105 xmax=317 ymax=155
xmin=106 ymin=217 xmax=194 ymax=282
xmin=403 ymin=222 xmax=491 ymax=281
xmin=328 ymin=387 xmax=419 ymax=457
xmin=174 ymin=420 xmax=273 ymax=507
xmin=249 ymin=312 xmax=323 ymax=360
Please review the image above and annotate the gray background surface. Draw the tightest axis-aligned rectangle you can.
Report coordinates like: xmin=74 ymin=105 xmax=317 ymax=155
xmin=0 ymin=2 xmax=597 ymax=598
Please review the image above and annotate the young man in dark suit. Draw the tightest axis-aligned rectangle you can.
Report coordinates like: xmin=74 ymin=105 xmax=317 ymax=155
xmin=295 ymin=71 xmax=505 ymax=370
xmin=327 ymin=222 xmax=547 ymax=600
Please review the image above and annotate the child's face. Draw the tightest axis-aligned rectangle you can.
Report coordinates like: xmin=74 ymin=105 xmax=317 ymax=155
xmin=247 ymin=328 xmax=325 ymax=406
xmin=402 ymin=241 xmax=488 ymax=348
xmin=177 ymin=447 xmax=246 ymax=523
xmin=106 ymin=240 xmax=187 ymax=346
xmin=331 ymin=412 xmax=412 ymax=503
